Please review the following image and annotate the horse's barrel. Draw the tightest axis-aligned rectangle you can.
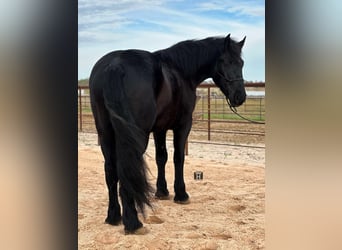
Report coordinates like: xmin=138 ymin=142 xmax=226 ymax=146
xmin=194 ymin=171 xmax=203 ymax=180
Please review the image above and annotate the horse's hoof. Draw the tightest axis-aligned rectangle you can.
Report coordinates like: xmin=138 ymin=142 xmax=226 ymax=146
xmin=155 ymin=190 xmax=170 ymax=200
xmin=124 ymin=226 xmax=149 ymax=235
xmin=155 ymin=194 xmax=170 ymax=200
xmin=105 ymin=216 xmax=122 ymax=225
xmin=174 ymin=193 xmax=190 ymax=204
xmin=174 ymin=197 xmax=191 ymax=204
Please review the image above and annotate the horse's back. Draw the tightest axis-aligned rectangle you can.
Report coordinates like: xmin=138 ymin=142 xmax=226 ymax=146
xmin=90 ymin=49 xmax=159 ymax=133
xmin=90 ymin=49 xmax=156 ymax=90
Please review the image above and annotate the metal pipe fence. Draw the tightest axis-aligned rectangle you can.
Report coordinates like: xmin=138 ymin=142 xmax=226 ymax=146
xmin=78 ymin=82 xmax=265 ymax=145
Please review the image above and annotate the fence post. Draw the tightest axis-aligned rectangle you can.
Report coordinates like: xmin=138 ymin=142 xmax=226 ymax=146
xmin=79 ymin=87 xmax=83 ymax=131
xmin=259 ymin=97 xmax=262 ymax=121
xmin=207 ymin=86 xmax=211 ymax=141
xmin=202 ymin=93 xmax=204 ymax=121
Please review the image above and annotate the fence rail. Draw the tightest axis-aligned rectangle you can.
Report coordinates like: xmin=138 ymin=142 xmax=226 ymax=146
xmin=78 ymin=82 xmax=265 ymax=146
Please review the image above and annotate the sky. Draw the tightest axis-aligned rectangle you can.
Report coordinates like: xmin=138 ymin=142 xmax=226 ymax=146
xmin=78 ymin=0 xmax=265 ymax=81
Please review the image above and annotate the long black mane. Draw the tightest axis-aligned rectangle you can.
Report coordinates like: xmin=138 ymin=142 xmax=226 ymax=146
xmin=153 ymin=37 xmax=242 ymax=82
xmin=154 ymin=37 xmax=223 ymax=79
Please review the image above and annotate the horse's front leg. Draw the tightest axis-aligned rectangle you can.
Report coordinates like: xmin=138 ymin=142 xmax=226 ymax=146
xmin=172 ymin=121 xmax=192 ymax=204
xmin=153 ymin=131 xmax=170 ymax=199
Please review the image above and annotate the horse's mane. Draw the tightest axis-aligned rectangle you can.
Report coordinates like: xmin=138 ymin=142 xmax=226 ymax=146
xmin=153 ymin=36 xmax=242 ymax=78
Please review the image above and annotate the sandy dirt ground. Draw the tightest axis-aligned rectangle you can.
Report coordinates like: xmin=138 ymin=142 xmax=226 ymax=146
xmin=78 ymin=132 xmax=265 ymax=249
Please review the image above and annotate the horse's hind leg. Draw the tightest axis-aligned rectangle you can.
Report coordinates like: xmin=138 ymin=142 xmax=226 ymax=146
xmin=119 ymin=185 xmax=143 ymax=233
xmin=93 ymin=106 xmax=122 ymax=225
xmin=117 ymin=132 xmax=150 ymax=234
xmin=153 ymin=131 xmax=169 ymax=199
xmin=100 ymin=131 xmax=122 ymax=225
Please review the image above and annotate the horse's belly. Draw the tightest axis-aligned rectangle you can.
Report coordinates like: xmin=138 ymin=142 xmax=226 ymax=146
xmin=152 ymin=111 xmax=177 ymax=132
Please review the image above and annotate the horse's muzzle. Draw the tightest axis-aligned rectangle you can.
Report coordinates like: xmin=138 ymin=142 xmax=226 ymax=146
xmin=230 ymin=91 xmax=246 ymax=107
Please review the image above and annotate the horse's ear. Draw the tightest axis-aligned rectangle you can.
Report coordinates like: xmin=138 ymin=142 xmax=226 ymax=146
xmin=238 ymin=36 xmax=246 ymax=49
xmin=224 ymin=34 xmax=231 ymax=50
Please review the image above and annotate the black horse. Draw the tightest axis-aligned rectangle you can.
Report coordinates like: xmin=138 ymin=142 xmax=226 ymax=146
xmin=89 ymin=34 xmax=246 ymax=233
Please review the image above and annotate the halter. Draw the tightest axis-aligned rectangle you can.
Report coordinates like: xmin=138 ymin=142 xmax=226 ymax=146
xmin=216 ymin=71 xmax=243 ymax=82
xmin=216 ymin=71 xmax=265 ymax=124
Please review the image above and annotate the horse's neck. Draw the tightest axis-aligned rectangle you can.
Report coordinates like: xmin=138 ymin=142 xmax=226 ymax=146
xmin=188 ymin=50 xmax=221 ymax=86
xmin=192 ymin=58 xmax=217 ymax=85
xmin=156 ymin=38 xmax=223 ymax=86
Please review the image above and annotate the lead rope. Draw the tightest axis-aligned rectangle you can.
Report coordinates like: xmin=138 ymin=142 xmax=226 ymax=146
xmin=215 ymin=71 xmax=265 ymax=124
xmin=226 ymin=98 xmax=265 ymax=124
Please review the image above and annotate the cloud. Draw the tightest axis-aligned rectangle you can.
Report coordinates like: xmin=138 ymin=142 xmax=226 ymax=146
xmin=195 ymin=0 xmax=264 ymax=17
xmin=79 ymin=1 xmax=263 ymax=45
xmin=78 ymin=0 xmax=265 ymax=81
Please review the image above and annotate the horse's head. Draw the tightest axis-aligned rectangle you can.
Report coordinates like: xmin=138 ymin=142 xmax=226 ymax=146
xmin=213 ymin=34 xmax=247 ymax=107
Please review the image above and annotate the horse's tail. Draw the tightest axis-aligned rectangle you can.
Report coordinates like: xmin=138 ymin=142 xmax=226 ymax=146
xmin=102 ymin=65 xmax=153 ymax=214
